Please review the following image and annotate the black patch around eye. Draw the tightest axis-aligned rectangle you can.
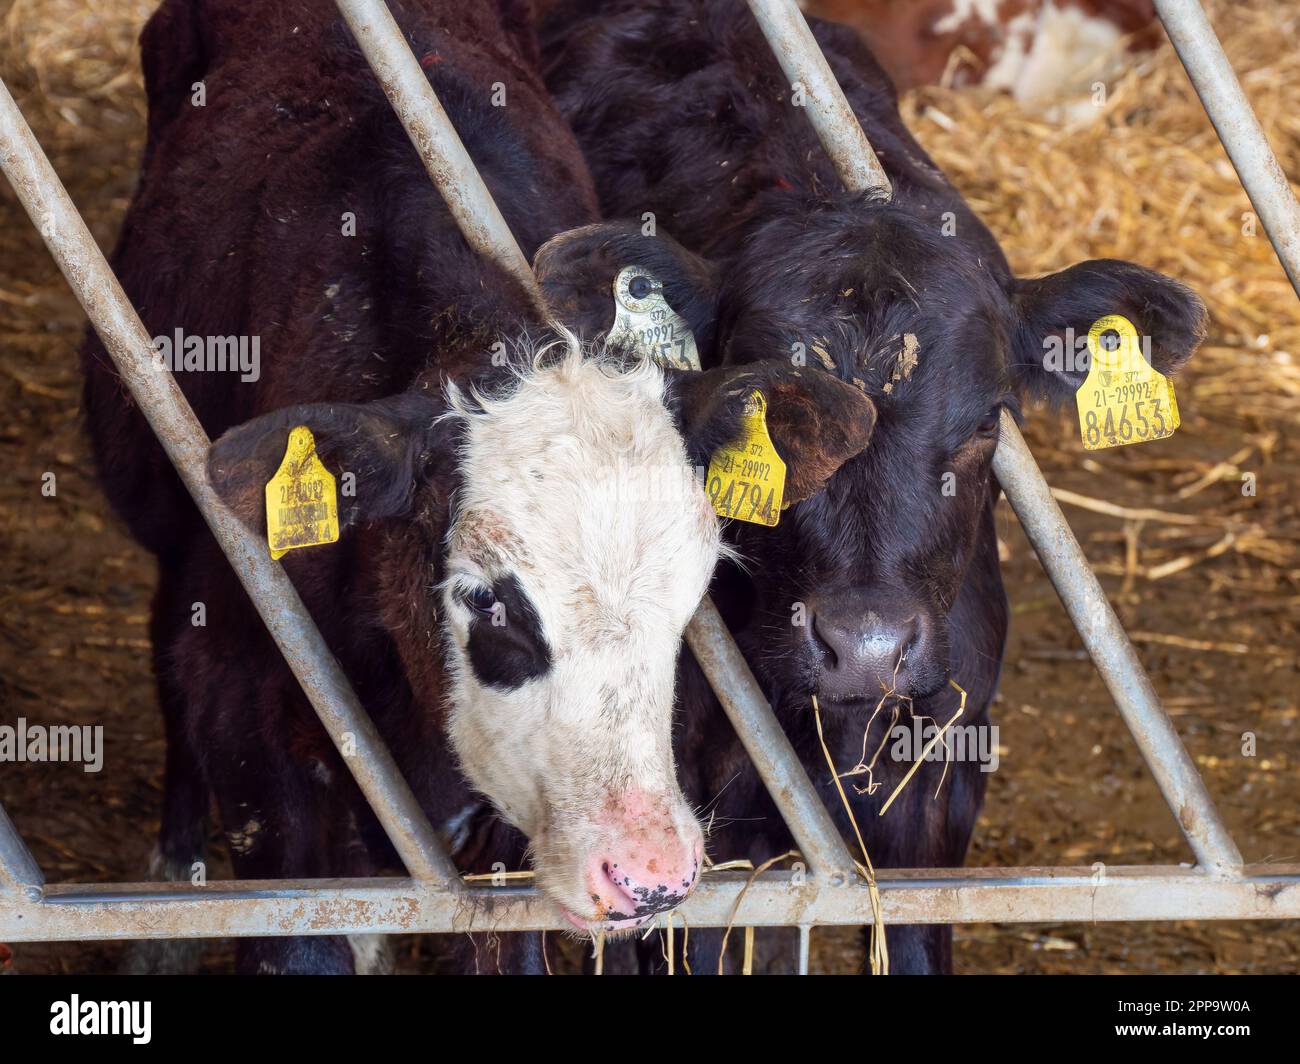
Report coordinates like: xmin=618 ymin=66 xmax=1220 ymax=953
xmin=464 ymin=574 xmax=552 ymax=690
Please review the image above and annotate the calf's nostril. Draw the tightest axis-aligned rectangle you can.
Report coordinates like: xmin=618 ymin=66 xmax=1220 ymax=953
xmin=808 ymin=614 xmax=840 ymax=668
xmin=600 ymin=861 xmax=637 ymax=907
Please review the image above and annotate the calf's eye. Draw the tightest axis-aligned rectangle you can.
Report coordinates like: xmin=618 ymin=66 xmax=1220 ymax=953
xmin=977 ymin=406 xmax=1002 ymax=437
xmin=463 ymin=586 xmax=497 ymax=615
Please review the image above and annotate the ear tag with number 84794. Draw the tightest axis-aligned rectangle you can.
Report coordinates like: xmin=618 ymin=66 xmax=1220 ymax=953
xmin=706 ymin=391 xmax=786 ymax=527
xmin=1076 ymin=314 xmax=1180 ymax=450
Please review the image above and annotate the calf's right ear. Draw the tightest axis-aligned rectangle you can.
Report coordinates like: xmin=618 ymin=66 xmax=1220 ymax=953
xmin=667 ymin=364 xmax=878 ymax=506
xmin=207 ymin=392 xmax=446 ymax=536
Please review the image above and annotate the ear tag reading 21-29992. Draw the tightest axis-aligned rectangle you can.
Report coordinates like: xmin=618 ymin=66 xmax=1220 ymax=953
xmin=1075 ymin=314 xmax=1180 ymax=450
xmin=265 ymin=426 xmax=340 ymax=560
xmin=609 ymin=266 xmax=701 ymax=371
xmin=706 ymin=391 xmax=787 ymax=527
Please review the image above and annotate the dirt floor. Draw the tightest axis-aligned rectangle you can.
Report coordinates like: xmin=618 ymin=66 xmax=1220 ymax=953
xmin=0 ymin=0 xmax=1296 ymax=975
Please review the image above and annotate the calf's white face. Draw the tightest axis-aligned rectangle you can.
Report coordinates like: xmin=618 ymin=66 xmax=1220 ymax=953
xmin=441 ymin=351 xmax=717 ymax=930
xmin=208 ymin=332 xmax=876 ymax=932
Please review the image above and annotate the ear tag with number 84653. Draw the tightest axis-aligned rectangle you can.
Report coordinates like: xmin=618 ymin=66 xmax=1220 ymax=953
xmin=265 ymin=425 xmax=340 ymax=560
xmin=1075 ymin=314 xmax=1180 ymax=450
xmin=706 ymin=391 xmax=786 ymax=527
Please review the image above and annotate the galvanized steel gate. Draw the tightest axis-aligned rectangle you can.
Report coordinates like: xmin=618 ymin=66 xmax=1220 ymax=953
xmin=1 ymin=0 xmax=1297 ymax=970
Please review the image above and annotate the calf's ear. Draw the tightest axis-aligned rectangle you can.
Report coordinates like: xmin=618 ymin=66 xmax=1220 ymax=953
xmin=668 ymin=364 xmax=877 ymax=506
xmin=207 ymin=392 xmax=445 ymax=536
xmin=534 ymin=221 xmax=720 ymax=358
xmin=1010 ymin=259 xmax=1207 ymax=403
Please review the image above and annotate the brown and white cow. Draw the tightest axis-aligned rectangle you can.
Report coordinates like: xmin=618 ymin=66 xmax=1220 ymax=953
xmin=82 ymin=0 xmax=874 ymax=973
xmin=806 ymin=0 xmax=1161 ymax=109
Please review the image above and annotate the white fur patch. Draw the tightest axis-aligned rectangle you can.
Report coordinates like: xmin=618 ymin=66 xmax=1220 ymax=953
xmin=440 ymin=338 xmax=717 ymax=920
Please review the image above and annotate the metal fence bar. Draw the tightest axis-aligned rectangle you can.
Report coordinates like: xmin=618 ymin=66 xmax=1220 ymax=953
xmin=2 ymin=864 xmax=1296 ymax=941
xmin=1155 ymin=0 xmax=1300 ymax=300
xmin=992 ymin=422 xmax=1243 ymax=872
xmin=686 ymin=600 xmax=856 ymax=877
xmin=745 ymin=0 xmax=891 ymax=195
xmin=0 ymin=803 xmax=43 ymax=895
xmin=333 ymin=0 xmax=546 ymax=312
xmin=745 ymin=0 xmax=1243 ymax=877
xmin=336 ymin=0 xmax=855 ymax=879
xmin=0 ymin=76 xmax=457 ymax=887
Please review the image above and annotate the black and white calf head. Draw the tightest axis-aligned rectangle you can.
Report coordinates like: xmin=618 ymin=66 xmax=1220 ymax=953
xmin=208 ymin=333 xmax=875 ymax=931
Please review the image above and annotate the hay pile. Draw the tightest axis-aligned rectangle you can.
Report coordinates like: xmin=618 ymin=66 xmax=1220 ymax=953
xmin=1 ymin=0 xmax=152 ymax=137
xmin=900 ymin=0 xmax=1300 ymax=437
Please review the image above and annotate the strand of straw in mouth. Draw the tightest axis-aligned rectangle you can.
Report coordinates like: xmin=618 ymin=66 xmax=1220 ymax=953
xmin=812 ymin=693 xmax=889 ymax=975
xmin=878 ymin=678 xmax=968 ymax=816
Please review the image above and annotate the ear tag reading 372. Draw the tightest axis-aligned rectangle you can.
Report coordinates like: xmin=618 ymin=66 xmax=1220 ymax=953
xmin=609 ymin=265 xmax=701 ymax=371
xmin=265 ymin=425 xmax=340 ymax=560
xmin=1076 ymin=314 xmax=1180 ymax=450
xmin=706 ymin=391 xmax=786 ymax=527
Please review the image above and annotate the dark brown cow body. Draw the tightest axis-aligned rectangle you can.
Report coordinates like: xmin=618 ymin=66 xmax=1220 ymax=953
xmin=542 ymin=0 xmax=1205 ymax=973
xmin=80 ymin=0 xmax=604 ymax=975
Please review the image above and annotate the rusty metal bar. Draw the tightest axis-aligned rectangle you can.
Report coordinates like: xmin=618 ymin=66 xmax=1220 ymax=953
xmin=0 ymin=76 xmax=457 ymax=887
xmin=0 ymin=803 xmax=43 ymax=896
xmin=2 ymin=864 xmax=1296 ymax=940
xmin=745 ymin=0 xmax=891 ymax=195
xmin=746 ymin=0 xmax=1243 ymax=877
xmin=339 ymin=0 xmax=856 ymax=879
xmin=686 ymin=600 xmax=857 ymax=878
xmin=1155 ymin=0 xmax=1300 ymax=300
xmin=333 ymin=0 xmax=546 ymax=312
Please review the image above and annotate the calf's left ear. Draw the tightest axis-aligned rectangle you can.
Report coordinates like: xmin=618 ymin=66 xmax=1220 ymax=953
xmin=534 ymin=221 xmax=720 ymax=358
xmin=667 ymin=363 xmax=878 ymax=506
xmin=1010 ymin=259 xmax=1208 ymax=402
xmin=207 ymin=392 xmax=445 ymax=537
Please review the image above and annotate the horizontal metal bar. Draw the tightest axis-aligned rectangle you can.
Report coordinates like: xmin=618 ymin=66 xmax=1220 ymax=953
xmin=0 ymin=76 xmax=458 ymax=886
xmin=333 ymin=0 xmax=546 ymax=312
xmin=1155 ymin=0 xmax=1300 ymax=300
xmin=745 ymin=0 xmax=891 ymax=195
xmin=0 ymin=802 xmax=43 ymax=894
xmin=993 ymin=415 xmax=1243 ymax=874
xmin=2 ymin=865 xmax=1296 ymax=941
xmin=685 ymin=600 xmax=857 ymax=878
xmin=745 ymin=0 xmax=1243 ymax=877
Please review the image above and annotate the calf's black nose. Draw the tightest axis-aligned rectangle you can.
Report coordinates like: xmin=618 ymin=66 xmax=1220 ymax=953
xmin=805 ymin=595 xmax=920 ymax=701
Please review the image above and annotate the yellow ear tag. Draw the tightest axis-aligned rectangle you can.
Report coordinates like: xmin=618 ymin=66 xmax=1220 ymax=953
xmin=264 ymin=426 xmax=340 ymax=560
xmin=1075 ymin=314 xmax=1180 ymax=450
xmin=705 ymin=391 xmax=786 ymax=527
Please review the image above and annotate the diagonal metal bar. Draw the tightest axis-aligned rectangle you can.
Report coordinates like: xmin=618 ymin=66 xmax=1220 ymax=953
xmin=0 ymin=76 xmax=457 ymax=886
xmin=686 ymin=601 xmax=857 ymax=877
xmin=745 ymin=0 xmax=891 ymax=195
xmin=1155 ymin=0 xmax=1300 ymax=300
xmin=992 ymin=419 xmax=1243 ymax=873
xmin=0 ymin=802 xmax=43 ymax=895
xmin=333 ymin=0 xmax=546 ymax=313
xmin=745 ymin=0 xmax=1243 ymax=875
xmin=337 ymin=0 xmax=855 ymax=878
